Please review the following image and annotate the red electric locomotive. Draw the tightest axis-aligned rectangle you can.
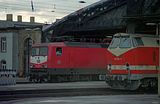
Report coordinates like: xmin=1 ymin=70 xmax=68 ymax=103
xmin=29 ymin=42 xmax=109 ymax=82
xmin=105 ymin=33 xmax=159 ymax=90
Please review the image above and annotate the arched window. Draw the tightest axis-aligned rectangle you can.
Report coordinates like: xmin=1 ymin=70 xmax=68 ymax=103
xmin=1 ymin=60 xmax=6 ymax=69
xmin=1 ymin=37 xmax=7 ymax=52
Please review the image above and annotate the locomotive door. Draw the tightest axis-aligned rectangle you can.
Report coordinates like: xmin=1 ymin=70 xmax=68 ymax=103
xmin=54 ymin=47 xmax=68 ymax=68
xmin=55 ymin=47 xmax=63 ymax=66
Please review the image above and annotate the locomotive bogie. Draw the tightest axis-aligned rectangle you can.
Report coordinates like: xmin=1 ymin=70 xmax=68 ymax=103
xmin=29 ymin=68 xmax=106 ymax=82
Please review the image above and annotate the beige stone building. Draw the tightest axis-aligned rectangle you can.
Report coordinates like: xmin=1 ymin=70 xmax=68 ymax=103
xmin=0 ymin=14 xmax=43 ymax=77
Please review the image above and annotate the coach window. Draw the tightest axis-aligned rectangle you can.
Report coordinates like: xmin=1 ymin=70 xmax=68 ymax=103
xmin=56 ymin=47 xmax=62 ymax=56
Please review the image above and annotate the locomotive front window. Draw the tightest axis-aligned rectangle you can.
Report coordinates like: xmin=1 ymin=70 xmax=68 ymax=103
xmin=109 ymin=37 xmax=120 ymax=48
xmin=31 ymin=48 xmax=39 ymax=56
xmin=31 ymin=47 xmax=47 ymax=55
xmin=40 ymin=47 xmax=48 ymax=55
xmin=134 ymin=37 xmax=144 ymax=46
xmin=119 ymin=37 xmax=131 ymax=48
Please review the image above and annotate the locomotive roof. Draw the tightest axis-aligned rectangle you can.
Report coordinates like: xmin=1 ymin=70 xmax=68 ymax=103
xmin=111 ymin=33 xmax=159 ymax=48
xmin=114 ymin=33 xmax=159 ymax=38
xmin=32 ymin=42 xmax=66 ymax=47
xmin=32 ymin=42 xmax=108 ymax=48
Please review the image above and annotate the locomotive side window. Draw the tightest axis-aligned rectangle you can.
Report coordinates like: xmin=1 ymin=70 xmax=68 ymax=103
xmin=134 ymin=37 xmax=144 ymax=46
xmin=119 ymin=37 xmax=131 ymax=48
xmin=109 ymin=37 xmax=120 ymax=48
xmin=56 ymin=47 xmax=62 ymax=56
xmin=39 ymin=47 xmax=48 ymax=55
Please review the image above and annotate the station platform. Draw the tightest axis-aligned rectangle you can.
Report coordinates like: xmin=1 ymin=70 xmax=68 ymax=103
xmin=0 ymin=81 xmax=109 ymax=101
xmin=0 ymin=81 xmax=107 ymax=91
xmin=0 ymin=81 xmax=158 ymax=101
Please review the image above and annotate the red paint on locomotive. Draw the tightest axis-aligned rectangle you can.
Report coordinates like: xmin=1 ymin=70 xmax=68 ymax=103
xmin=29 ymin=42 xmax=109 ymax=82
xmin=105 ymin=33 xmax=159 ymax=90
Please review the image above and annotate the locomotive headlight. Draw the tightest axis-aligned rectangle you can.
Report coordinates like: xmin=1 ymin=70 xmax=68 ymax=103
xmin=126 ymin=63 xmax=130 ymax=70
xmin=42 ymin=64 xmax=47 ymax=68
xmin=108 ymin=64 xmax=112 ymax=70
xmin=30 ymin=64 xmax=33 ymax=68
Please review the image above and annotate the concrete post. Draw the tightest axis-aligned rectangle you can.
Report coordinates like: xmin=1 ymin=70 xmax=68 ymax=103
xmin=126 ymin=22 xmax=136 ymax=33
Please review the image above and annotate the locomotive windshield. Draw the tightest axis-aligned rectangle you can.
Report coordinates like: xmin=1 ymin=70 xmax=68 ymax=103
xmin=119 ymin=36 xmax=131 ymax=48
xmin=109 ymin=37 xmax=120 ymax=48
xmin=31 ymin=47 xmax=48 ymax=56
xmin=133 ymin=37 xmax=144 ymax=46
xmin=109 ymin=36 xmax=131 ymax=48
xmin=39 ymin=47 xmax=48 ymax=55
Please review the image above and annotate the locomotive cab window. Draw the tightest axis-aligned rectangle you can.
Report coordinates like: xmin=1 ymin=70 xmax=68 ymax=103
xmin=31 ymin=48 xmax=39 ymax=56
xmin=56 ymin=47 xmax=62 ymax=56
xmin=119 ymin=36 xmax=131 ymax=48
xmin=134 ymin=37 xmax=144 ymax=46
xmin=109 ymin=36 xmax=132 ymax=48
xmin=31 ymin=47 xmax=48 ymax=56
xmin=39 ymin=47 xmax=48 ymax=55
xmin=109 ymin=37 xmax=120 ymax=48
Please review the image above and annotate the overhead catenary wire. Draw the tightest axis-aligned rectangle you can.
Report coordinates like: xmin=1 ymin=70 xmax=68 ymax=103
xmin=0 ymin=0 xmax=99 ymax=23
xmin=0 ymin=0 xmax=94 ymax=12
xmin=0 ymin=1 xmax=78 ymax=12
xmin=0 ymin=0 xmax=98 ymax=15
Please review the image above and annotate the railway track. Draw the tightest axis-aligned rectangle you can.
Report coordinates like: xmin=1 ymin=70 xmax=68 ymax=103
xmin=0 ymin=87 xmax=157 ymax=101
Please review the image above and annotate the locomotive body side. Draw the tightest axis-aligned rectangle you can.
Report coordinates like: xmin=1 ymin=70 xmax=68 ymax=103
xmin=30 ymin=42 xmax=108 ymax=82
xmin=106 ymin=33 xmax=159 ymax=90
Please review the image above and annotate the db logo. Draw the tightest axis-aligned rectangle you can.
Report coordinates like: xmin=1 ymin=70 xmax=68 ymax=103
xmin=57 ymin=60 xmax=61 ymax=64
xmin=114 ymin=58 xmax=122 ymax=60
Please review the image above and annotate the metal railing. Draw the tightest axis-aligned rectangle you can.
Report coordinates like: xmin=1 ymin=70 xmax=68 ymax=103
xmin=0 ymin=69 xmax=16 ymax=86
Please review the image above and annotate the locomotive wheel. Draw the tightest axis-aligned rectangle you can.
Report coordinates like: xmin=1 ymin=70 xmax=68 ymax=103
xmin=108 ymin=80 xmax=141 ymax=90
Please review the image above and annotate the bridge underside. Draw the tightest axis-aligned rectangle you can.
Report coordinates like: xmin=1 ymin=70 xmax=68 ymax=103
xmin=42 ymin=0 xmax=160 ymax=42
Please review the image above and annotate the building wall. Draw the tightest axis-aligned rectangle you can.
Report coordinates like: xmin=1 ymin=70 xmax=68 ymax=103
xmin=0 ymin=14 xmax=43 ymax=77
xmin=12 ymin=32 xmax=19 ymax=70
xmin=18 ymin=29 xmax=41 ymax=76
xmin=0 ymin=32 xmax=13 ymax=69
